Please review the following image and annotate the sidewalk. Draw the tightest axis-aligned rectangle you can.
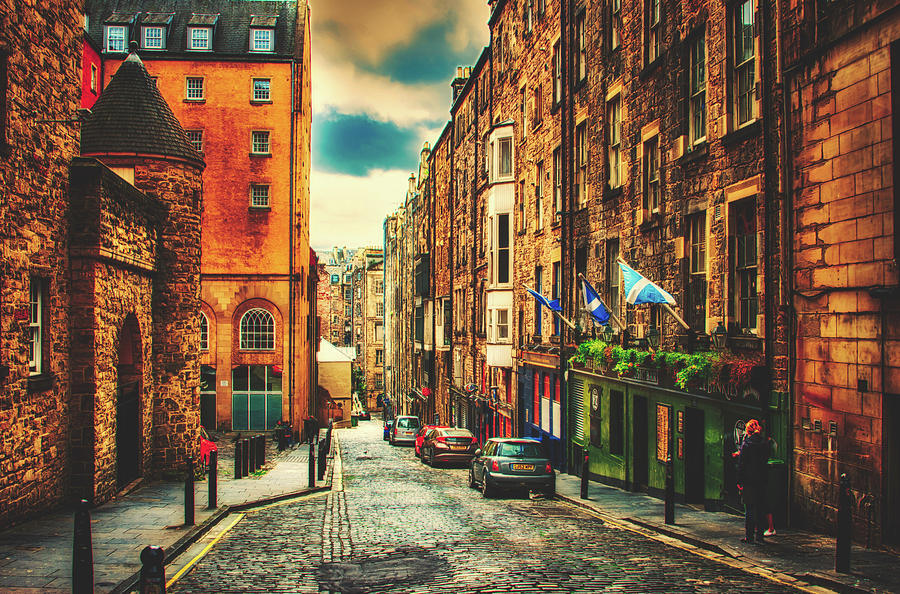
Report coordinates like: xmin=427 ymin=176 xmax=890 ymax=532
xmin=555 ymin=472 xmax=898 ymax=593
xmin=0 ymin=431 xmax=334 ymax=593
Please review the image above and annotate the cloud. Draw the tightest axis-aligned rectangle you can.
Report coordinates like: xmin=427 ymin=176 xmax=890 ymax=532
xmin=310 ymin=168 xmax=415 ymax=251
xmin=313 ymin=113 xmax=420 ymax=176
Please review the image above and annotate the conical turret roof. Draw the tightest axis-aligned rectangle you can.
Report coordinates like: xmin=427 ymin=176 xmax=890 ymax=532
xmin=81 ymin=46 xmax=203 ymax=166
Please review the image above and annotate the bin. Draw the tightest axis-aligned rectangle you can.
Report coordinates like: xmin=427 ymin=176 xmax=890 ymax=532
xmin=766 ymin=459 xmax=787 ymax=527
xmin=351 ymin=415 xmax=358 ymax=427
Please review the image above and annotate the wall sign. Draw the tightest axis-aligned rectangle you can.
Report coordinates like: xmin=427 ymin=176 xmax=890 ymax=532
xmin=677 ymin=437 xmax=684 ymax=459
xmin=677 ymin=410 xmax=684 ymax=433
xmin=656 ymin=403 xmax=671 ymax=462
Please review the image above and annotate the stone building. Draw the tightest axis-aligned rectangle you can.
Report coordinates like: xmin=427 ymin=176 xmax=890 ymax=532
xmin=0 ymin=0 xmax=204 ymax=527
xmin=318 ymin=247 xmax=355 ymax=347
xmin=347 ymin=248 xmax=384 ymax=412
xmin=83 ymin=0 xmax=315 ymax=439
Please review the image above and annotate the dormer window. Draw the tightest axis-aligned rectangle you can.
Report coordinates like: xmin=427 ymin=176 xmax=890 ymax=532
xmin=105 ymin=25 xmax=127 ymax=52
xmin=188 ymin=27 xmax=212 ymax=51
xmin=142 ymin=26 xmax=165 ymax=49
xmin=250 ymin=28 xmax=273 ymax=52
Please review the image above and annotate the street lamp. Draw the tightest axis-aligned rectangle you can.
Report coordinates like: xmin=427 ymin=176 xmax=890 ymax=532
xmin=647 ymin=325 xmax=661 ymax=350
xmin=602 ymin=324 xmax=614 ymax=344
xmin=711 ymin=320 xmax=728 ymax=350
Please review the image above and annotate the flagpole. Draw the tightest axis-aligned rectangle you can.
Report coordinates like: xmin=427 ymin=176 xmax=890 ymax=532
xmin=577 ymin=274 xmax=626 ymax=331
xmin=615 ymin=258 xmax=690 ymax=330
xmin=522 ymin=285 xmax=577 ymax=330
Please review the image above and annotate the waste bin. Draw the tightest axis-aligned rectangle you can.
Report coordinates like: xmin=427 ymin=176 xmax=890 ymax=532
xmin=766 ymin=459 xmax=787 ymax=527
xmin=351 ymin=415 xmax=358 ymax=427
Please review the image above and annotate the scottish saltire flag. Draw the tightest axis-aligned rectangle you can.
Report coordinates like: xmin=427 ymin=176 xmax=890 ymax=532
xmin=526 ymin=288 xmax=562 ymax=312
xmin=581 ymin=278 xmax=610 ymax=325
xmin=618 ymin=261 xmax=676 ymax=305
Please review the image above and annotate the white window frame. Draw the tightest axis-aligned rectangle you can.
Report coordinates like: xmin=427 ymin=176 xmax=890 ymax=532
xmin=733 ymin=0 xmax=757 ymax=127
xmin=690 ymin=33 xmax=707 ymax=145
xmin=105 ymin=25 xmax=127 ymax=53
xmin=250 ymin=28 xmax=274 ymax=52
xmin=29 ymin=280 xmax=43 ymax=375
xmin=577 ymin=11 xmax=587 ymax=82
xmin=186 ymin=130 xmax=203 ymax=153
xmin=611 ymin=0 xmax=622 ymax=50
xmin=251 ymin=130 xmax=271 ymax=155
xmin=90 ymin=64 xmax=98 ymax=93
xmin=185 ymin=76 xmax=205 ymax=101
xmin=576 ymin=121 xmax=588 ymax=207
xmin=608 ymin=97 xmax=621 ymax=188
xmin=252 ymin=78 xmax=271 ymax=102
xmin=188 ymin=26 xmax=212 ymax=51
xmin=535 ymin=160 xmax=544 ymax=231
xmin=553 ymin=147 xmax=561 ymax=221
xmin=142 ymin=25 xmax=165 ymax=50
xmin=496 ymin=308 xmax=510 ymax=343
xmin=200 ymin=313 xmax=209 ymax=351
xmin=239 ymin=308 xmax=275 ymax=350
xmin=647 ymin=0 xmax=661 ymax=64
xmin=250 ymin=184 xmax=270 ymax=208
xmin=497 ymin=136 xmax=513 ymax=179
xmin=644 ymin=135 xmax=661 ymax=214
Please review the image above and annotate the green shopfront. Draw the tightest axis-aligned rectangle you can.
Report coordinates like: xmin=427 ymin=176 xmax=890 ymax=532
xmin=568 ymin=362 xmax=789 ymax=516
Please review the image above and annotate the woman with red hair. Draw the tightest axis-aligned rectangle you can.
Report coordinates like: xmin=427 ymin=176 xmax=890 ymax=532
xmin=737 ymin=419 xmax=768 ymax=543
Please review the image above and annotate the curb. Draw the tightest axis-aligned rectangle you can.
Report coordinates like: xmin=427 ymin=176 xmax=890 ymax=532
xmin=109 ymin=478 xmax=333 ymax=593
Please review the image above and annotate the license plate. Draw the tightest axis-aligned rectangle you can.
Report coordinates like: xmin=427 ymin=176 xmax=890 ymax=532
xmin=451 ymin=445 xmax=467 ymax=451
xmin=511 ymin=463 xmax=534 ymax=471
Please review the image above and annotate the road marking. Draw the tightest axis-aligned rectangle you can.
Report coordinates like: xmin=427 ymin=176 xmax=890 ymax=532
xmin=560 ymin=500 xmax=824 ymax=594
xmin=247 ymin=490 xmax=330 ymax=512
xmin=165 ymin=513 xmax=245 ymax=588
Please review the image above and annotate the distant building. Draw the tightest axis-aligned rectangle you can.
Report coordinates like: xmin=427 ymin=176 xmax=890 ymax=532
xmin=316 ymin=339 xmax=354 ymax=423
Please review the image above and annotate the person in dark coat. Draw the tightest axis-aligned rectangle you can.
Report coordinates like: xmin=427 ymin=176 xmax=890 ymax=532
xmin=737 ymin=419 xmax=768 ymax=543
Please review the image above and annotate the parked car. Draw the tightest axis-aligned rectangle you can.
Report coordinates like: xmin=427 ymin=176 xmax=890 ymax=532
xmin=390 ymin=415 xmax=421 ymax=445
xmin=468 ymin=438 xmax=555 ymax=497
xmin=358 ymin=410 xmax=371 ymax=421
xmin=383 ymin=419 xmax=394 ymax=441
xmin=414 ymin=425 xmax=448 ymax=457
xmin=421 ymin=428 xmax=478 ymax=466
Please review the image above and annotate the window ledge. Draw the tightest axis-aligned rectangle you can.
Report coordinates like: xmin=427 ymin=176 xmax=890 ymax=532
xmin=27 ymin=373 xmax=54 ymax=393
xmin=534 ymin=228 xmax=545 ymax=236
xmin=574 ymin=78 xmax=588 ymax=93
xmin=722 ymin=119 xmax=761 ymax=147
xmin=640 ymin=55 xmax=664 ymax=79
xmin=249 ymin=152 xmax=273 ymax=158
xmin=250 ymin=100 xmax=273 ymax=105
xmin=184 ymin=99 xmax=206 ymax=104
xmin=727 ymin=334 xmax=762 ymax=351
xmin=605 ymin=185 xmax=623 ymax=200
xmin=639 ymin=212 xmax=664 ymax=232
xmin=678 ymin=141 xmax=709 ymax=166
xmin=249 ymin=206 xmax=271 ymax=212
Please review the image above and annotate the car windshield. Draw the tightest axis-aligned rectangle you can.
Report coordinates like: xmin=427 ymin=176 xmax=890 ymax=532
xmin=497 ymin=442 xmax=545 ymax=458
xmin=397 ymin=418 xmax=419 ymax=429
xmin=441 ymin=429 xmax=473 ymax=438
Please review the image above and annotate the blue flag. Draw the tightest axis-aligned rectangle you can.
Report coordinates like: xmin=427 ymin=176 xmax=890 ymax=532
xmin=581 ymin=277 xmax=611 ymax=325
xmin=526 ymin=288 xmax=562 ymax=312
xmin=617 ymin=261 xmax=676 ymax=305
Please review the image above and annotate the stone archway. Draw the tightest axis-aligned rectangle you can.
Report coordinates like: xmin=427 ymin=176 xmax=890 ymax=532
xmin=117 ymin=314 xmax=143 ymax=490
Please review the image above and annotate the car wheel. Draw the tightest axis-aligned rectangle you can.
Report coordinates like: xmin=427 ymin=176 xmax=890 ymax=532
xmin=481 ymin=473 xmax=494 ymax=498
xmin=467 ymin=467 xmax=477 ymax=489
xmin=544 ymin=483 xmax=556 ymax=498
xmin=429 ymin=449 xmax=438 ymax=467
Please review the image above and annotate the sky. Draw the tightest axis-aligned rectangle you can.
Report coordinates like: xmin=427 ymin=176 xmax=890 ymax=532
xmin=309 ymin=0 xmax=490 ymax=253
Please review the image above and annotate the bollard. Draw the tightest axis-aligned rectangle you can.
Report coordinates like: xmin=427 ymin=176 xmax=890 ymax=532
xmin=234 ymin=439 xmax=243 ymax=479
xmin=72 ymin=499 xmax=93 ymax=594
xmin=242 ymin=439 xmax=250 ymax=477
xmin=308 ymin=438 xmax=316 ymax=488
xmin=664 ymin=456 xmax=675 ymax=525
xmin=184 ymin=460 xmax=195 ymax=526
xmin=278 ymin=427 xmax=287 ymax=451
xmin=258 ymin=434 xmax=265 ymax=467
xmin=580 ymin=448 xmax=589 ymax=500
xmin=248 ymin=435 xmax=257 ymax=474
xmin=208 ymin=449 xmax=217 ymax=509
xmin=318 ymin=439 xmax=326 ymax=481
xmin=836 ymin=473 xmax=851 ymax=573
xmin=139 ymin=545 xmax=165 ymax=594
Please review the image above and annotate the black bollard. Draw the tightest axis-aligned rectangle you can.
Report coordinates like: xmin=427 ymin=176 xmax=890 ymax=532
xmin=234 ymin=439 xmax=243 ymax=479
xmin=208 ymin=449 xmax=217 ymax=509
xmin=139 ymin=545 xmax=165 ymax=594
xmin=278 ymin=427 xmax=287 ymax=451
xmin=580 ymin=448 xmax=589 ymax=500
xmin=664 ymin=455 xmax=675 ymax=525
xmin=257 ymin=434 xmax=265 ymax=467
xmin=185 ymin=460 xmax=195 ymax=526
xmin=242 ymin=439 xmax=250 ymax=477
xmin=308 ymin=438 xmax=316 ymax=488
xmin=836 ymin=473 xmax=851 ymax=572
xmin=318 ymin=439 xmax=326 ymax=480
xmin=248 ymin=435 xmax=257 ymax=474
xmin=72 ymin=499 xmax=93 ymax=594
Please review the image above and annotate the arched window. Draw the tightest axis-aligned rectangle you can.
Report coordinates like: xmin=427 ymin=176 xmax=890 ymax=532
xmin=240 ymin=308 xmax=275 ymax=350
xmin=200 ymin=313 xmax=209 ymax=351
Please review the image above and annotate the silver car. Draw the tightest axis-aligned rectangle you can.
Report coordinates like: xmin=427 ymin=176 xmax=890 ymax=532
xmin=390 ymin=415 xmax=420 ymax=445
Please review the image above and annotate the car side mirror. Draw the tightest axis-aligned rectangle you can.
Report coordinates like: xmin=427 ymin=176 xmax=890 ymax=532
xmin=474 ymin=449 xmax=482 ymax=456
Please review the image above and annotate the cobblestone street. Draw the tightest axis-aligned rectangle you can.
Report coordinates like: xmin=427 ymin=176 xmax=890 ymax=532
xmin=170 ymin=421 xmax=799 ymax=593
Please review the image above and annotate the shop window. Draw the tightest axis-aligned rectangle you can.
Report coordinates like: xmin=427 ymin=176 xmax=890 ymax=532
xmin=231 ymin=365 xmax=282 ymax=431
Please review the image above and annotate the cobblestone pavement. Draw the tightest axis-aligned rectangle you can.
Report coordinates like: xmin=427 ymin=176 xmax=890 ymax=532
xmin=170 ymin=420 xmax=800 ymax=593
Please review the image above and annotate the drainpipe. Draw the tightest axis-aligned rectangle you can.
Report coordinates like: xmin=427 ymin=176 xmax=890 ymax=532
xmin=288 ymin=60 xmax=296 ymax=434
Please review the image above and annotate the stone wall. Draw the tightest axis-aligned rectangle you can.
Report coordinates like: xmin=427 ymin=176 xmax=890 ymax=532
xmin=0 ymin=1 xmax=82 ymax=528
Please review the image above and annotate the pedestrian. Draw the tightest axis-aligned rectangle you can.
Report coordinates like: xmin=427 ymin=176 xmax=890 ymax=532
xmin=737 ymin=418 xmax=768 ymax=543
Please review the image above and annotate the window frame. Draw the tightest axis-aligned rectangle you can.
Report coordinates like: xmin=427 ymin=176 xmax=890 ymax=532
xmin=239 ymin=308 xmax=275 ymax=350
xmin=576 ymin=11 xmax=587 ymax=83
xmin=185 ymin=76 xmax=205 ymax=101
xmin=252 ymin=78 xmax=271 ymax=102
xmin=643 ymin=135 xmax=661 ymax=214
xmin=251 ymin=130 xmax=271 ymax=155
xmin=646 ymin=0 xmax=661 ymax=65
xmin=250 ymin=183 xmax=270 ymax=208
xmin=731 ymin=198 xmax=759 ymax=331
xmin=732 ymin=0 xmax=757 ymax=128
xmin=686 ymin=212 xmax=708 ymax=331
xmin=552 ymin=41 xmax=561 ymax=106
xmin=553 ymin=147 xmax=561 ymax=222
xmin=610 ymin=0 xmax=622 ymax=50
xmin=689 ymin=33 xmax=707 ymax=145
xmin=497 ymin=136 xmax=513 ymax=179
xmin=105 ymin=25 xmax=128 ymax=53
xmin=607 ymin=97 xmax=622 ymax=188
xmin=250 ymin=28 xmax=274 ymax=52
xmin=141 ymin=25 xmax=166 ymax=50
xmin=535 ymin=160 xmax=544 ymax=231
xmin=576 ymin=121 xmax=588 ymax=208
xmin=29 ymin=279 xmax=44 ymax=375
xmin=186 ymin=129 xmax=203 ymax=153
xmin=187 ymin=26 xmax=212 ymax=51
xmin=90 ymin=63 xmax=98 ymax=93
xmin=200 ymin=313 xmax=209 ymax=351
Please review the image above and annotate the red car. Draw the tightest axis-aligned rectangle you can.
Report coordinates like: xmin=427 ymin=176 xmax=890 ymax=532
xmin=414 ymin=425 xmax=448 ymax=458
xmin=421 ymin=427 xmax=479 ymax=467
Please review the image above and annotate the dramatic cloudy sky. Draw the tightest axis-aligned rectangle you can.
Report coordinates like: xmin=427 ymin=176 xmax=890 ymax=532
xmin=309 ymin=0 xmax=490 ymax=252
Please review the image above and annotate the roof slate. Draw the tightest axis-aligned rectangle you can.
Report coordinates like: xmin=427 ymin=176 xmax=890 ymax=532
xmin=81 ymin=52 xmax=203 ymax=166
xmin=85 ymin=0 xmax=301 ymax=58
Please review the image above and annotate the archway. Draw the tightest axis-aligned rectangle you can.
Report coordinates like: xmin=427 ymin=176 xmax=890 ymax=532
xmin=116 ymin=315 xmax=142 ymax=490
